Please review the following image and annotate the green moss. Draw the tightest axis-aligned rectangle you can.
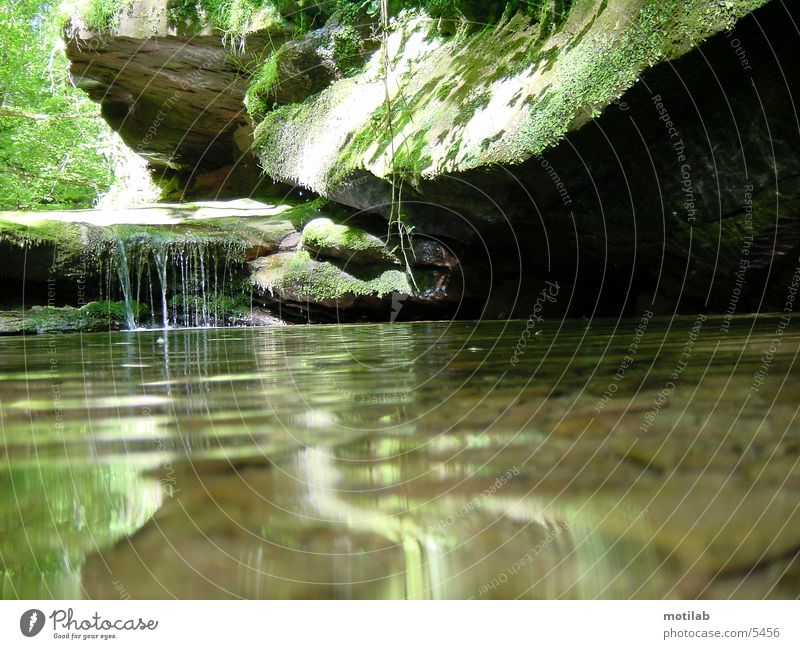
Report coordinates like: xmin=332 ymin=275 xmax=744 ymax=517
xmin=23 ymin=301 xmax=143 ymax=334
xmin=0 ymin=217 xmax=81 ymax=248
xmin=0 ymin=217 xmax=111 ymax=274
xmin=300 ymin=217 xmax=400 ymax=263
xmin=508 ymin=0 xmax=766 ymax=161
xmin=80 ymin=299 xmax=143 ymax=321
xmin=259 ymin=249 xmax=411 ymax=301
xmin=254 ymin=0 xmax=767 ymax=193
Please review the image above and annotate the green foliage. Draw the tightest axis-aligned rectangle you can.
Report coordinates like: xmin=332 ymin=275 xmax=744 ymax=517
xmin=333 ymin=0 xmax=566 ymax=27
xmin=244 ymin=51 xmax=280 ymax=120
xmin=166 ymin=0 xmax=547 ymax=38
xmin=331 ymin=25 xmax=364 ymax=75
xmin=167 ymin=0 xmax=283 ymax=37
xmin=79 ymin=0 xmax=129 ymax=31
xmin=0 ymin=0 xmax=116 ymax=210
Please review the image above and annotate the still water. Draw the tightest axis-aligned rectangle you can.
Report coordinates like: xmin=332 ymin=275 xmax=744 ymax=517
xmin=1 ymin=316 xmax=798 ymax=599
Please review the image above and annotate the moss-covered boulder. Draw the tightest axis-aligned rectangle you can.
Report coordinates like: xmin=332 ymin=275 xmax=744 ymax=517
xmin=251 ymin=246 xmax=458 ymax=320
xmin=253 ymin=250 xmax=410 ymax=307
xmin=0 ymin=301 xmax=144 ymax=335
xmin=250 ymin=0 xmax=800 ymax=315
xmin=253 ymin=1 xmax=767 ymax=192
xmin=300 ymin=217 xmax=401 ymax=265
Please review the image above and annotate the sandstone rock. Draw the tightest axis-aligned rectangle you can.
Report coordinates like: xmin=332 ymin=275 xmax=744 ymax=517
xmin=62 ymin=0 xmax=292 ymax=172
xmin=59 ymin=1 xmax=800 ymax=320
xmin=250 ymin=247 xmax=460 ymax=320
xmin=300 ymin=217 xmax=401 ymax=265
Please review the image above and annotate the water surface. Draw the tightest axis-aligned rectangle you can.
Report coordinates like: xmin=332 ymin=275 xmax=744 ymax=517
xmin=1 ymin=316 xmax=798 ymax=598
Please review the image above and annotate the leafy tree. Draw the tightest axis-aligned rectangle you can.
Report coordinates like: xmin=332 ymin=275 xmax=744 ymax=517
xmin=0 ymin=0 xmax=115 ymax=210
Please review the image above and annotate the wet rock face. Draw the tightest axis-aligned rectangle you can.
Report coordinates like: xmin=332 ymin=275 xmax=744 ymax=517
xmin=0 ymin=200 xmax=468 ymax=328
xmin=59 ymin=0 xmax=799 ymax=321
xmin=295 ymin=0 xmax=800 ymax=316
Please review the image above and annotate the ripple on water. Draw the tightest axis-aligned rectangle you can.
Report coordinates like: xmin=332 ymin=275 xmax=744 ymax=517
xmin=0 ymin=316 xmax=798 ymax=598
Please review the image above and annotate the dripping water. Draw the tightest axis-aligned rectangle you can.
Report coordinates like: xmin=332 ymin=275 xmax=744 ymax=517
xmin=114 ymin=239 xmax=137 ymax=330
xmin=154 ymin=248 xmax=170 ymax=329
xmin=107 ymin=236 xmax=227 ymax=330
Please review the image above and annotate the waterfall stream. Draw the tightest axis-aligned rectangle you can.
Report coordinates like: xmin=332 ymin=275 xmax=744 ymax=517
xmin=154 ymin=248 xmax=170 ymax=329
xmin=114 ymin=239 xmax=137 ymax=330
xmin=111 ymin=234 xmax=233 ymax=330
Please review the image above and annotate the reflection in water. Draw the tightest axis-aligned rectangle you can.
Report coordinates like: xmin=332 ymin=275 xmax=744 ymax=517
xmin=0 ymin=467 xmax=161 ymax=598
xmin=0 ymin=317 xmax=798 ymax=598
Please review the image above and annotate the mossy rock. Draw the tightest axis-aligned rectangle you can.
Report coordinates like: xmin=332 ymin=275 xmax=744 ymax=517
xmin=300 ymin=217 xmax=401 ymax=266
xmin=252 ymin=249 xmax=412 ymax=308
xmin=253 ymin=0 xmax=768 ymax=193
xmin=251 ymin=246 xmax=458 ymax=317
xmin=244 ymin=22 xmax=378 ymax=120
xmin=0 ymin=301 xmax=144 ymax=335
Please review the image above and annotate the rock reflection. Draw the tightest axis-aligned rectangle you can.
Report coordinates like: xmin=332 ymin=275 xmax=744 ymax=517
xmin=0 ymin=467 xmax=161 ymax=598
xmin=72 ymin=446 xmax=663 ymax=599
xmin=0 ymin=317 xmax=797 ymax=598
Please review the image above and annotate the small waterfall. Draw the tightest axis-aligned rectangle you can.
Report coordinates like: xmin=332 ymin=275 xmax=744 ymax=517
xmin=104 ymin=232 xmax=235 ymax=330
xmin=114 ymin=239 xmax=137 ymax=330
xmin=154 ymin=248 xmax=170 ymax=329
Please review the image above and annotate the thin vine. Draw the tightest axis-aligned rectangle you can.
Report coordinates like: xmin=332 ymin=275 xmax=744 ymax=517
xmin=379 ymin=0 xmax=418 ymax=288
